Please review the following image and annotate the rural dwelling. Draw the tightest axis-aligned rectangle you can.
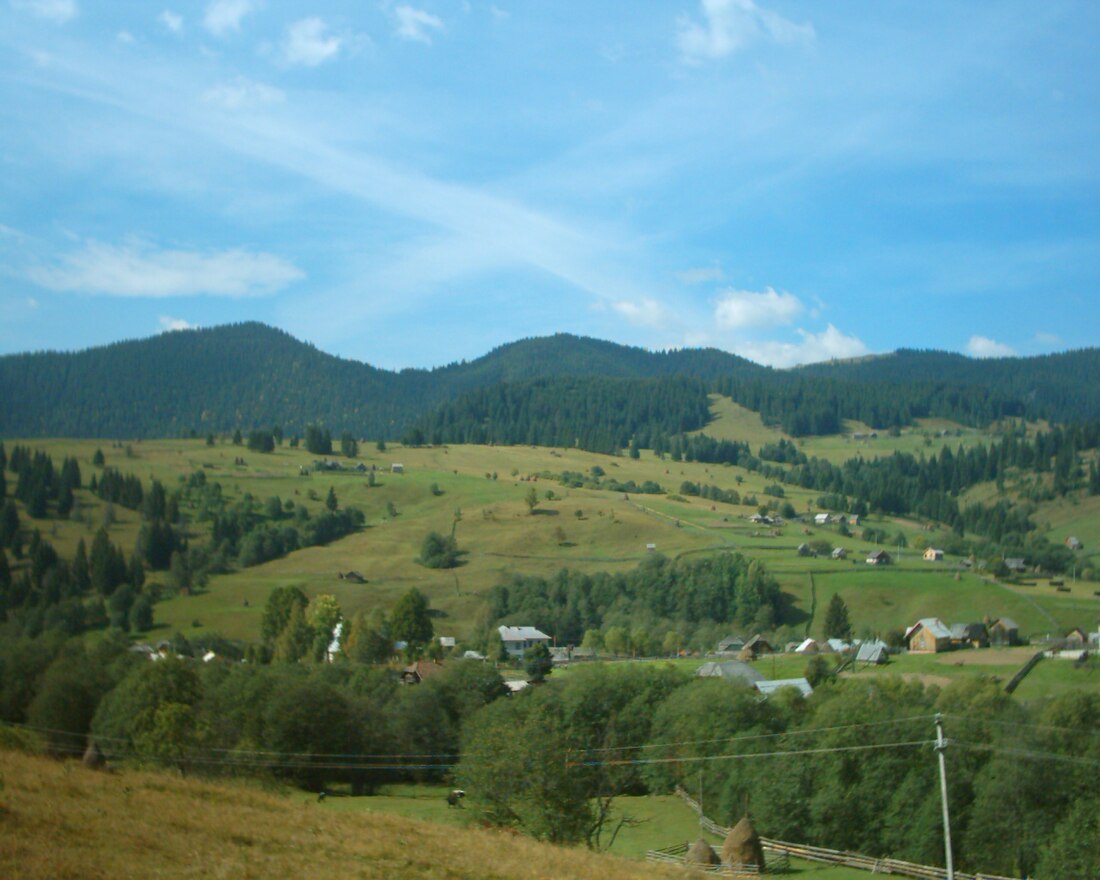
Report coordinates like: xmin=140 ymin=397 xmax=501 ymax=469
xmin=1065 ymin=536 xmax=1083 ymax=550
xmin=831 ymin=547 xmax=847 ymax=560
xmin=754 ymin=678 xmax=814 ymax=699
xmin=504 ymin=680 xmax=529 ymax=694
xmin=549 ymin=646 xmax=571 ymax=665
xmin=438 ymin=636 xmax=456 ymax=650
xmin=498 ymin=625 xmax=551 ymax=659
xmin=740 ymin=634 xmax=774 ymax=658
xmin=989 ymin=617 xmax=1021 ymax=646
xmin=401 ymin=660 xmax=443 ymax=685
xmin=866 ymin=550 xmax=892 ymax=565
xmin=1004 ymin=557 xmax=1027 ymax=573
xmin=949 ymin=622 xmax=989 ymax=649
xmin=905 ymin=618 xmax=953 ymax=653
xmin=1064 ymin=628 xmax=1088 ymax=650
xmin=796 ymin=543 xmax=815 ymax=557
xmin=794 ymin=638 xmax=822 ymax=654
xmin=715 ymin=635 xmax=746 ymax=655
xmin=390 ymin=463 xmax=404 ymax=473
xmin=696 ymin=660 xmax=765 ymax=687
xmin=923 ymin=548 xmax=944 ymax=562
xmin=814 ymin=512 xmax=831 ymax=525
xmin=856 ymin=639 xmax=889 ymax=665
xmin=826 ymin=638 xmax=853 ymax=654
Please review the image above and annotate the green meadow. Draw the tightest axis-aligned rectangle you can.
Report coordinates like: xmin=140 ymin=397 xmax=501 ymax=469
xmin=9 ymin=396 xmax=1099 ymax=648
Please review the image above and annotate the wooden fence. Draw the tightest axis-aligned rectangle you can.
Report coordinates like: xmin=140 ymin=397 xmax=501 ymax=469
xmin=673 ymin=787 xmax=1018 ymax=880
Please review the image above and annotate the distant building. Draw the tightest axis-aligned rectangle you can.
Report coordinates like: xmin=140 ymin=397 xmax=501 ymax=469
xmin=391 ymin=463 xmax=404 ymax=474
xmin=754 ymin=678 xmax=813 ymax=699
xmin=740 ymin=634 xmax=774 ymax=658
xmin=906 ymin=618 xmax=952 ymax=653
xmin=1065 ymin=536 xmax=1083 ymax=550
xmin=856 ymin=639 xmax=889 ymax=665
xmin=989 ymin=617 xmax=1021 ymax=646
xmin=498 ymin=625 xmax=551 ymax=659
xmin=923 ymin=548 xmax=944 ymax=562
xmin=831 ymin=547 xmax=847 ymax=560
xmin=696 ymin=660 xmax=765 ymax=687
xmin=401 ymin=660 xmax=443 ymax=685
xmin=949 ymin=622 xmax=989 ymax=649
xmin=866 ymin=550 xmax=892 ymax=566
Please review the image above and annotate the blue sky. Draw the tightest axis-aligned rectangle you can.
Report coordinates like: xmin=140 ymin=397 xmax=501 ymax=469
xmin=1 ymin=0 xmax=1098 ymax=369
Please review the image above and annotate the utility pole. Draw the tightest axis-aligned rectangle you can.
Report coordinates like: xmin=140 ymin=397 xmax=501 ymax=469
xmin=934 ymin=713 xmax=955 ymax=880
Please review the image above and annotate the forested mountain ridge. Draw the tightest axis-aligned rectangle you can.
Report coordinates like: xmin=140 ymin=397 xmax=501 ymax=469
xmin=2 ymin=322 xmax=1099 ymax=439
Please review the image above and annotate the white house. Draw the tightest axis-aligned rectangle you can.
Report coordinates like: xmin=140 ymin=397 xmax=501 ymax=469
xmin=498 ymin=625 xmax=551 ymax=659
xmin=814 ymin=513 xmax=831 ymax=525
xmin=326 ymin=622 xmax=343 ymax=663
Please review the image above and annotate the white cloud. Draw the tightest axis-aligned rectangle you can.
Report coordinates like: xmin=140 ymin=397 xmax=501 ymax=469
xmin=738 ymin=324 xmax=870 ymax=367
xmin=10 ymin=0 xmax=77 ymax=24
xmin=678 ymin=0 xmax=814 ymax=63
xmin=203 ymin=77 xmax=284 ymax=110
xmin=677 ymin=266 xmax=724 ymax=285
xmin=203 ymin=0 xmax=256 ymax=38
xmin=1033 ymin=331 xmax=1060 ymax=346
xmin=29 ymin=241 xmax=303 ymax=298
xmin=283 ymin=17 xmax=342 ymax=66
xmin=159 ymin=315 xmax=196 ymax=332
xmin=116 ymin=31 xmax=135 ymax=44
xmin=394 ymin=5 xmax=444 ymax=43
xmin=966 ymin=335 xmax=1016 ymax=359
xmin=611 ymin=297 xmax=665 ymax=328
xmin=714 ymin=286 xmax=802 ymax=330
xmin=159 ymin=10 xmax=183 ymax=34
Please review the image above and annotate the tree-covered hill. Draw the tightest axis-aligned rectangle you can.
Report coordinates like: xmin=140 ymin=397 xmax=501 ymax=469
xmin=1 ymin=322 xmax=1098 ymax=439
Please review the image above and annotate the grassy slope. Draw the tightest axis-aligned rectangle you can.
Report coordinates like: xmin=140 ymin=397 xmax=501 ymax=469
xmin=0 ymin=749 xmax=685 ymax=880
xmin=9 ymin=397 xmax=1098 ymax=645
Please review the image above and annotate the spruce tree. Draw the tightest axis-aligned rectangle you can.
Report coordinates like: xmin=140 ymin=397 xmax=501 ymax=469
xmin=824 ymin=593 xmax=853 ymax=640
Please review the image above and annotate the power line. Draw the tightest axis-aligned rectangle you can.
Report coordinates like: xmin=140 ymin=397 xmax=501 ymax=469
xmin=569 ymin=739 xmax=936 ymax=768
xmin=575 ymin=713 xmax=937 ymax=755
xmin=952 ymin=741 xmax=1100 ymax=769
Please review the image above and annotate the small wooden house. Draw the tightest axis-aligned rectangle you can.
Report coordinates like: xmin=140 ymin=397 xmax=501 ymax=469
xmin=906 ymin=618 xmax=952 ymax=653
xmin=949 ymin=622 xmax=989 ymax=649
xmin=400 ymin=660 xmax=443 ymax=685
xmin=831 ymin=547 xmax=847 ymax=560
xmin=740 ymin=634 xmax=774 ymax=659
xmin=866 ymin=550 xmax=892 ymax=566
xmin=989 ymin=617 xmax=1021 ymax=647
xmin=796 ymin=543 xmax=815 ymax=557
xmin=923 ymin=547 xmax=944 ymax=562
xmin=1065 ymin=536 xmax=1083 ymax=550
xmin=1064 ymin=628 xmax=1088 ymax=650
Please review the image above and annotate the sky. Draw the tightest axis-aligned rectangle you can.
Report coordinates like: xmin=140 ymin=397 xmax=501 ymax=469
xmin=1 ymin=0 xmax=1098 ymax=370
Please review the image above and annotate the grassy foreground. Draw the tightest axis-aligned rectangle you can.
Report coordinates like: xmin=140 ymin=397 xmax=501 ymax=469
xmin=0 ymin=749 xmax=686 ymax=880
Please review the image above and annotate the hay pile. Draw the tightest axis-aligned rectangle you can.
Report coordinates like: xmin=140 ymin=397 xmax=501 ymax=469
xmin=684 ymin=838 xmax=720 ymax=867
xmin=722 ymin=816 xmax=765 ymax=873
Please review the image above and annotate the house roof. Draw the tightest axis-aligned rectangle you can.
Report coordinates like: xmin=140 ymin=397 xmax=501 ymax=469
xmin=754 ymin=678 xmax=814 ymax=698
xmin=856 ymin=640 xmax=888 ymax=663
xmin=794 ymin=638 xmax=820 ymax=653
xmin=1004 ymin=557 xmax=1026 ymax=570
xmin=716 ymin=635 xmax=746 ymax=652
xmin=993 ymin=617 xmax=1019 ymax=631
xmin=743 ymin=634 xmax=772 ymax=651
xmin=498 ymin=625 xmax=550 ymax=642
xmin=696 ymin=660 xmax=765 ymax=685
xmin=950 ymin=622 xmax=987 ymax=641
xmin=402 ymin=660 xmax=443 ymax=680
xmin=906 ymin=618 xmax=952 ymax=640
xmin=867 ymin=549 xmax=891 ymax=560
xmin=825 ymin=638 xmax=852 ymax=653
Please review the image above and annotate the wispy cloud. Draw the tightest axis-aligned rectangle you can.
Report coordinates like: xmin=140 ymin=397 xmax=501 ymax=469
xmin=29 ymin=240 xmax=303 ymax=298
xmin=159 ymin=315 xmax=196 ymax=332
xmin=203 ymin=76 xmax=284 ymax=109
xmin=678 ymin=0 xmax=814 ymax=63
xmin=966 ymin=335 xmax=1015 ymax=359
xmin=394 ymin=5 xmax=444 ymax=44
xmin=738 ymin=324 xmax=869 ymax=368
xmin=282 ymin=17 xmax=343 ymax=66
xmin=611 ymin=297 xmax=665 ymax=328
xmin=159 ymin=10 xmax=183 ymax=34
xmin=677 ymin=266 xmax=724 ymax=285
xmin=1033 ymin=331 xmax=1060 ymax=346
xmin=203 ymin=0 xmax=257 ymax=38
xmin=10 ymin=0 xmax=77 ymax=24
xmin=714 ymin=286 xmax=802 ymax=330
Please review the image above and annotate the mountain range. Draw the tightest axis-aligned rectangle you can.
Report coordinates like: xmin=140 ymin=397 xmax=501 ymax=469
xmin=1 ymin=322 xmax=1098 ymax=440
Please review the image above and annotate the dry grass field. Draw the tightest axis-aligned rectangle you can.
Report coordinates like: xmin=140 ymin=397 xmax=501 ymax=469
xmin=0 ymin=748 xmax=689 ymax=880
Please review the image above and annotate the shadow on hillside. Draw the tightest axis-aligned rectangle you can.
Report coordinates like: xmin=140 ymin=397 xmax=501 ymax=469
xmin=530 ymin=509 xmax=560 ymax=516
xmin=778 ymin=591 xmax=811 ymax=627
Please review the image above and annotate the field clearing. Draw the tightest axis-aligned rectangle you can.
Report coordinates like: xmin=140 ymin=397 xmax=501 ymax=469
xmin=7 ymin=435 xmax=1099 ymax=647
xmin=303 ymin=783 xmax=893 ymax=879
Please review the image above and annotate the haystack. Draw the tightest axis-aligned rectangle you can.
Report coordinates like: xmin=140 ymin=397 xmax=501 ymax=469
xmin=722 ymin=815 xmax=765 ymax=873
xmin=82 ymin=739 xmax=105 ymax=770
xmin=684 ymin=837 xmax=721 ymax=867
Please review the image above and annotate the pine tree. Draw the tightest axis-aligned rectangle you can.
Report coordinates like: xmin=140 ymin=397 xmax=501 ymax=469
xmin=824 ymin=593 xmax=853 ymax=640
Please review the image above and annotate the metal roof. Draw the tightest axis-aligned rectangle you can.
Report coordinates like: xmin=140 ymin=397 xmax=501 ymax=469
xmin=754 ymin=678 xmax=814 ymax=698
xmin=498 ymin=625 xmax=551 ymax=642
